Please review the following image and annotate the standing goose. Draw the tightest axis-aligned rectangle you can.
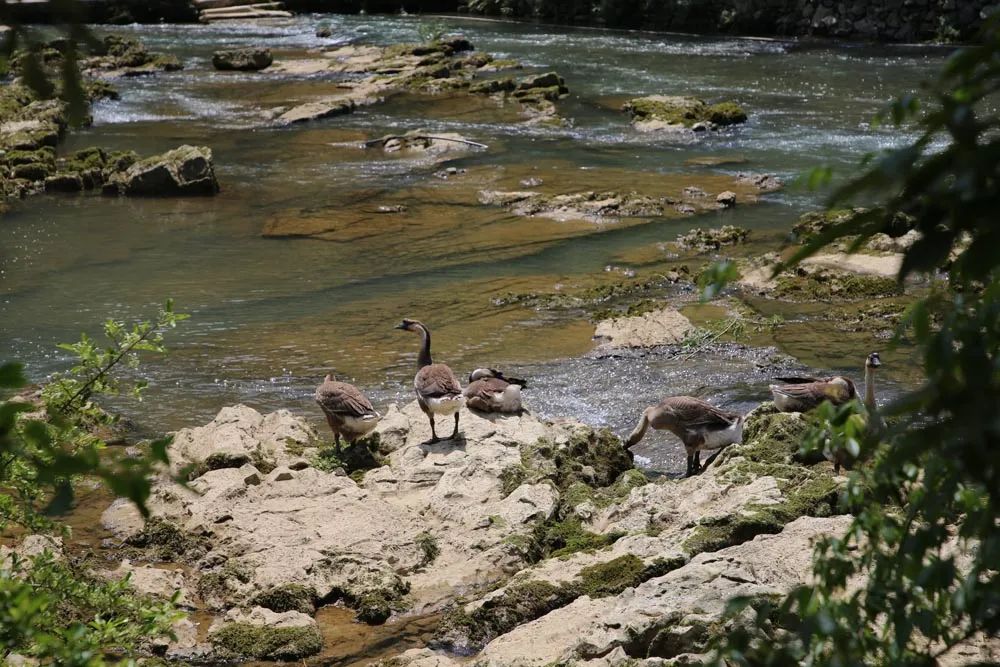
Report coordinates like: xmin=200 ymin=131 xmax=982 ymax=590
xmin=315 ymin=374 xmax=380 ymax=446
xmin=863 ymin=351 xmax=881 ymax=412
xmin=626 ymin=396 xmax=744 ymax=477
xmin=395 ymin=319 xmax=464 ymax=442
xmin=464 ymin=368 xmax=527 ymax=414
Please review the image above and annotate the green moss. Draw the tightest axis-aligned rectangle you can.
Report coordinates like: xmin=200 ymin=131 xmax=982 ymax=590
xmin=577 ymin=554 xmax=680 ymax=597
xmin=521 ymin=428 xmax=633 ymax=494
xmin=416 ymin=531 xmax=440 ymax=566
xmin=436 ymin=579 xmax=576 ymax=651
xmin=562 ymin=468 xmax=648 ymax=511
xmin=123 ymin=517 xmax=207 ymax=561
xmin=197 ymin=559 xmax=254 ymax=607
xmin=2 ymin=147 xmax=55 ymax=166
xmin=499 ymin=464 xmax=527 ymax=497
xmin=773 ymin=270 xmax=902 ymax=301
xmin=436 ymin=555 xmax=683 ymax=652
xmin=11 ymin=162 xmax=52 ymax=182
xmin=211 ymin=622 xmax=322 ymax=661
xmin=624 ymin=95 xmax=746 ymax=128
xmin=355 ymin=590 xmax=395 ymax=624
xmin=532 ymin=516 xmax=622 ymax=559
xmin=250 ymin=584 xmax=316 ymax=614
xmin=489 ymin=58 xmax=522 ymax=70
xmin=311 ymin=433 xmax=386 ymax=482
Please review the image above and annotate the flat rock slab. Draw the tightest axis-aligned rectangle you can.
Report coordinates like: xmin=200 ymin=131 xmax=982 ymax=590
xmin=593 ymin=307 xmax=694 ymax=348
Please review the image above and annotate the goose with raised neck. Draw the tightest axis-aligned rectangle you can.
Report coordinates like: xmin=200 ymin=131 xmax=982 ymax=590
xmin=395 ymin=318 xmax=464 ymax=443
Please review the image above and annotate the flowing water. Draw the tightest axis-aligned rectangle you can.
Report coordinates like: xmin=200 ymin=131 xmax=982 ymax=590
xmin=1 ymin=15 xmax=946 ymax=473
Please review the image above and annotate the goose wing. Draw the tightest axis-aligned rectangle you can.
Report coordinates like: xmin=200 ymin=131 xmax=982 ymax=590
xmin=463 ymin=376 xmax=509 ymax=400
xmin=315 ymin=380 xmax=377 ymax=418
xmin=416 ymin=363 xmax=462 ymax=399
xmin=661 ymin=396 xmax=740 ymax=429
xmin=773 ymin=375 xmax=828 ymax=384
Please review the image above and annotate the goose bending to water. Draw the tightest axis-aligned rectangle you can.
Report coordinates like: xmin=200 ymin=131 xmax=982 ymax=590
xmin=395 ymin=319 xmax=464 ymax=442
xmin=626 ymin=396 xmax=744 ymax=477
xmin=315 ymin=375 xmax=380 ymax=446
xmin=464 ymin=368 xmax=527 ymax=413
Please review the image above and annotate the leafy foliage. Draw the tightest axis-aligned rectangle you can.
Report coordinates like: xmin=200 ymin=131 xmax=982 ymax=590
xmin=0 ymin=301 xmax=188 ymax=664
xmin=713 ymin=15 xmax=1000 ymax=666
xmin=0 ymin=551 xmax=181 ymax=666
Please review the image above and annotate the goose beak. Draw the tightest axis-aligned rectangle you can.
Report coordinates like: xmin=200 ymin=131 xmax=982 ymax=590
xmin=394 ymin=323 xmax=407 ymax=330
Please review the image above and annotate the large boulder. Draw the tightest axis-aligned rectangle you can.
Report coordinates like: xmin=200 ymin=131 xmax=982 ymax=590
xmin=623 ymin=95 xmax=747 ymax=133
xmin=103 ymin=145 xmax=219 ymax=196
xmin=592 ymin=307 xmax=694 ymax=349
xmin=103 ymin=402 xmax=634 ymax=634
xmin=212 ymin=48 xmax=273 ymax=72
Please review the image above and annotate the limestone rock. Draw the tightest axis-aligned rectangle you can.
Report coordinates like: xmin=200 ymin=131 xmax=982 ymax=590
xmin=473 ymin=516 xmax=851 ymax=666
xmin=593 ymin=307 xmax=694 ymax=348
xmin=212 ymin=48 xmax=273 ymax=71
xmin=104 ymin=145 xmax=219 ymax=197
xmin=623 ymin=95 xmax=747 ymax=133
xmin=108 ymin=559 xmax=194 ymax=606
xmin=167 ymin=403 xmax=319 ymax=478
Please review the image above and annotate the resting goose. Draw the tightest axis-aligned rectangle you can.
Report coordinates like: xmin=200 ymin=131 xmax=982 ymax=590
xmin=315 ymin=374 xmax=380 ymax=445
xmin=395 ymin=319 xmax=464 ymax=442
xmin=464 ymin=368 xmax=527 ymax=413
xmin=769 ymin=373 xmax=857 ymax=413
xmin=626 ymin=396 xmax=744 ymax=477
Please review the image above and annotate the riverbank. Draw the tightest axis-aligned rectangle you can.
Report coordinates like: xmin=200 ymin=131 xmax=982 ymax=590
xmin=12 ymin=1 xmax=990 ymax=42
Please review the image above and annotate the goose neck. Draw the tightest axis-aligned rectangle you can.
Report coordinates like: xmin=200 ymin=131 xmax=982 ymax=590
xmin=417 ymin=324 xmax=433 ymax=369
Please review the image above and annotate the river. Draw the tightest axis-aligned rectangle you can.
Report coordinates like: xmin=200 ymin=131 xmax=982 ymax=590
xmin=0 ymin=15 xmax=944 ymax=472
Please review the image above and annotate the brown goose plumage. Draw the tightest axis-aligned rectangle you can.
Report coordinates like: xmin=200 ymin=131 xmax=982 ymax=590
xmin=395 ymin=319 xmax=464 ymax=442
xmin=463 ymin=369 xmax=524 ymax=413
xmin=315 ymin=374 xmax=380 ymax=445
xmin=626 ymin=396 xmax=744 ymax=476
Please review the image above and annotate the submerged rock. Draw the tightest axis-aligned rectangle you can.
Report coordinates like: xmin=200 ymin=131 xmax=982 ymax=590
xmin=623 ymin=95 xmax=748 ymax=133
xmin=103 ymin=145 xmax=219 ymax=197
xmin=212 ymin=48 xmax=273 ymax=72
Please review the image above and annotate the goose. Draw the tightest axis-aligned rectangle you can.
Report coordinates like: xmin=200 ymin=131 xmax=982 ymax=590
xmin=395 ymin=319 xmax=464 ymax=442
xmin=769 ymin=374 xmax=857 ymax=413
xmin=626 ymin=396 xmax=745 ymax=477
xmin=315 ymin=374 xmax=380 ymax=446
xmin=464 ymin=368 xmax=527 ymax=413
xmin=862 ymin=351 xmax=881 ymax=412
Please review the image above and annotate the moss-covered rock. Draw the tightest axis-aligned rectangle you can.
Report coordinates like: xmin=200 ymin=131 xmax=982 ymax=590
xmin=673 ymin=225 xmax=749 ymax=253
xmin=123 ymin=517 xmax=208 ymax=561
xmin=210 ymin=622 xmax=322 ymax=661
xmin=772 ymin=268 xmax=902 ymax=300
xmin=435 ymin=554 xmax=683 ymax=653
xmin=623 ymin=95 xmax=747 ymax=130
xmin=310 ymin=432 xmax=386 ymax=483
xmin=197 ymin=559 xmax=255 ymax=610
xmin=682 ymin=404 xmax=840 ymax=556
xmin=250 ymin=584 xmax=317 ymax=614
xmin=520 ymin=427 xmax=633 ymax=494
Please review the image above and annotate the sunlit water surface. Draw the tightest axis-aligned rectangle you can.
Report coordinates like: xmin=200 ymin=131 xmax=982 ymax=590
xmin=0 ymin=15 xmax=945 ymax=472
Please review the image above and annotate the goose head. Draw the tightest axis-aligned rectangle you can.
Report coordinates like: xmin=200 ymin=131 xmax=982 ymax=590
xmin=395 ymin=318 xmax=423 ymax=333
xmin=469 ymin=368 xmax=500 ymax=382
xmin=866 ymin=352 xmax=882 ymax=370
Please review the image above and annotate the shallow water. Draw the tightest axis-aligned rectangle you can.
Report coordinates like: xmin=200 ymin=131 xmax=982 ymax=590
xmin=1 ymin=15 xmax=942 ymax=472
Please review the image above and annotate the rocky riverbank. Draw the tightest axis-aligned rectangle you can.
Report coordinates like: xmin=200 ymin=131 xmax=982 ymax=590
xmin=81 ymin=394 xmax=845 ymax=664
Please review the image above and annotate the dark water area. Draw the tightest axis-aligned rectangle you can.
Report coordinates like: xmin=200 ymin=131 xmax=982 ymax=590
xmin=0 ymin=15 xmax=943 ymax=473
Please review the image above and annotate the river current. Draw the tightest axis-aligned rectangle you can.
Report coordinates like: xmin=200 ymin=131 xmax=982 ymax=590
xmin=0 ymin=15 xmax=945 ymax=471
